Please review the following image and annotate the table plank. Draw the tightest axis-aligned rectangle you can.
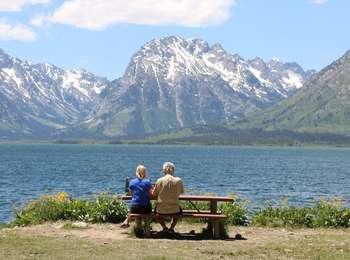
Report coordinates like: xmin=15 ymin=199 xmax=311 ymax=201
xmin=121 ymin=194 xmax=234 ymax=202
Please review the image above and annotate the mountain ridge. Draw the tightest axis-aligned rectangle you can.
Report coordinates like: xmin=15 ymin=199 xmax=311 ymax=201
xmin=0 ymin=36 xmax=314 ymax=139
xmin=0 ymin=49 xmax=109 ymax=138
xmin=83 ymin=36 xmax=312 ymax=138
xmin=232 ymin=49 xmax=350 ymax=135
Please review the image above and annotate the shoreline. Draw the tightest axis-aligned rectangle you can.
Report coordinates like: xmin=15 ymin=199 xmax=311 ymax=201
xmin=1 ymin=140 xmax=350 ymax=148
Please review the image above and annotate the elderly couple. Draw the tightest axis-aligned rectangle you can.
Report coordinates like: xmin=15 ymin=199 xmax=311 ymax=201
xmin=121 ymin=162 xmax=184 ymax=232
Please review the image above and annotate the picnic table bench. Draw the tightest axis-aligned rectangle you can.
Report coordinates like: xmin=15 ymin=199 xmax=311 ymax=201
xmin=121 ymin=194 xmax=234 ymax=239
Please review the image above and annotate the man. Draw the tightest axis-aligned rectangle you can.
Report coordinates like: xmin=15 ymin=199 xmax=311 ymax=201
xmin=152 ymin=162 xmax=184 ymax=232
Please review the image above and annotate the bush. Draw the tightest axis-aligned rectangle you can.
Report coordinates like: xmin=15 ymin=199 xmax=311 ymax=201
xmin=252 ymin=198 xmax=350 ymax=228
xmin=220 ymin=197 xmax=249 ymax=226
xmin=11 ymin=192 xmax=128 ymax=226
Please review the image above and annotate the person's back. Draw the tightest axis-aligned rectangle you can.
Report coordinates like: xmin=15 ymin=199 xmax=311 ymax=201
xmin=153 ymin=162 xmax=184 ymax=232
xmin=129 ymin=178 xmax=152 ymax=207
xmin=154 ymin=174 xmax=184 ymax=214
xmin=120 ymin=165 xmax=152 ymax=228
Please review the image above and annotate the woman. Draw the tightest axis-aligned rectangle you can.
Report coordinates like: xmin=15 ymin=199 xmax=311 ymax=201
xmin=120 ymin=165 xmax=152 ymax=228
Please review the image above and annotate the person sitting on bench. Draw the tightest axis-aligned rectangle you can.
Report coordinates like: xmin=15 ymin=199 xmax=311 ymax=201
xmin=120 ymin=165 xmax=152 ymax=228
xmin=152 ymin=162 xmax=184 ymax=233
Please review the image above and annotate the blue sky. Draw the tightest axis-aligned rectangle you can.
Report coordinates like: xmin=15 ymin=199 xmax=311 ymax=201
xmin=0 ymin=0 xmax=349 ymax=79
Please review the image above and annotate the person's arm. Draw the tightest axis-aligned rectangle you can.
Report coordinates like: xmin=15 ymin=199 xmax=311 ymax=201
xmin=179 ymin=179 xmax=184 ymax=194
xmin=151 ymin=181 xmax=160 ymax=198
xmin=149 ymin=185 xmax=155 ymax=199
xmin=147 ymin=181 xmax=155 ymax=198
xmin=128 ymin=181 xmax=134 ymax=196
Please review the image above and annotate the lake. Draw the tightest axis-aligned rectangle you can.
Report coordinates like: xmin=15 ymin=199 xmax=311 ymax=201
xmin=1 ymin=144 xmax=350 ymax=223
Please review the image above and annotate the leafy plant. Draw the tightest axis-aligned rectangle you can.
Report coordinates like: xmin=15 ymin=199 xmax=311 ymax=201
xmin=11 ymin=192 xmax=128 ymax=226
xmin=252 ymin=198 xmax=350 ymax=228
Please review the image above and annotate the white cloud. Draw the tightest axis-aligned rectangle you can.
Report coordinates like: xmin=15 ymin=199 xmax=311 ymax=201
xmin=0 ymin=0 xmax=51 ymax=12
xmin=310 ymin=0 xmax=328 ymax=4
xmin=30 ymin=13 xmax=47 ymax=27
xmin=0 ymin=20 xmax=36 ymax=41
xmin=32 ymin=0 xmax=236 ymax=30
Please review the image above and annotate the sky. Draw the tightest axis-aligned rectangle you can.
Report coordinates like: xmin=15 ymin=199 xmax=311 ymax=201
xmin=0 ymin=0 xmax=349 ymax=80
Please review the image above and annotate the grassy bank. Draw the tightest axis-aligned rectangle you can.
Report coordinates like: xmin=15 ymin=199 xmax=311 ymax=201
xmin=8 ymin=192 xmax=350 ymax=229
xmin=3 ymin=194 xmax=350 ymax=259
xmin=11 ymin=192 xmax=127 ymax=227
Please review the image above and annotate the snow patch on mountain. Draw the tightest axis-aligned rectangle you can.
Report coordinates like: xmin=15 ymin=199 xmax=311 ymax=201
xmin=62 ymin=71 xmax=89 ymax=97
xmin=282 ymin=70 xmax=303 ymax=89
xmin=2 ymin=68 xmax=23 ymax=87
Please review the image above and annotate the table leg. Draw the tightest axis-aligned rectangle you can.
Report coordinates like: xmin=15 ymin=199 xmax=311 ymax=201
xmin=213 ymin=221 xmax=221 ymax=239
xmin=210 ymin=201 xmax=218 ymax=239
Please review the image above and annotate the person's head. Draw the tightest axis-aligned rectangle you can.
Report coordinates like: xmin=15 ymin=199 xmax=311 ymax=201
xmin=162 ymin=162 xmax=175 ymax=175
xmin=135 ymin=165 xmax=147 ymax=179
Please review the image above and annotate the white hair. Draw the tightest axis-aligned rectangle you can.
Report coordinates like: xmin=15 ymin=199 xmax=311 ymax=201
xmin=162 ymin=162 xmax=175 ymax=175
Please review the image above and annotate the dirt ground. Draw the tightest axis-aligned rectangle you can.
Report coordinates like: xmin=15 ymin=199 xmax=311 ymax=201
xmin=1 ymin=222 xmax=350 ymax=259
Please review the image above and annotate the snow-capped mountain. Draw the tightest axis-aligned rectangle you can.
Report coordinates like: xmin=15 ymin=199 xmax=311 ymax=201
xmin=86 ymin=36 xmax=314 ymax=137
xmin=0 ymin=49 xmax=108 ymax=138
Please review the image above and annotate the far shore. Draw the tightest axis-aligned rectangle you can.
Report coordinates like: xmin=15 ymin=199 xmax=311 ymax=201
xmin=1 ymin=139 xmax=350 ymax=148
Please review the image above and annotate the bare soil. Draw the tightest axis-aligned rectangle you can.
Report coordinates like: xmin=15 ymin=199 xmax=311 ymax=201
xmin=1 ymin=222 xmax=349 ymax=259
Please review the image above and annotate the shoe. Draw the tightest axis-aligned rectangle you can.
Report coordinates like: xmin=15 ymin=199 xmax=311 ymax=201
xmin=161 ymin=227 xmax=169 ymax=233
xmin=120 ymin=223 xmax=130 ymax=228
xmin=168 ymin=228 xmax=175 ymax=233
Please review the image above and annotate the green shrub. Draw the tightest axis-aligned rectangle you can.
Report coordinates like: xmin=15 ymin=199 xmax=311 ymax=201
xmin=180 ymin=200 xmax=210 ymax=212
xmin=220 ymin=198 xmax=249 ymax=226
xmin=252 ymin=198 xmax=350 ymax=228
xmin=0 ymin=223 xmax=10 ymax=229
xmin=11 ymin=192 xmax=128 ymax=226
xmin=87 ymin=193 xmax=128 ymax=223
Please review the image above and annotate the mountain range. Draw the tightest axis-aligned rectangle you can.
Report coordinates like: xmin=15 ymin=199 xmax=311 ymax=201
xmin=0 ymin=36 xmax=315 ymax=139
xmin=0 ymin=48 xmax=108 ymax=138
xmin=4 ymin=36 xmax=350 ymax=142
xmin=232 ymin=49 xmax=350 ymax=135
xmin=85 ymin=36 xmax=313 ymax=138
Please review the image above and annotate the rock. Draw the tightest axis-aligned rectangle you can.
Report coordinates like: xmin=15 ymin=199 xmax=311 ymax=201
xmin=71 ymin=222 xmax=88 ymax=228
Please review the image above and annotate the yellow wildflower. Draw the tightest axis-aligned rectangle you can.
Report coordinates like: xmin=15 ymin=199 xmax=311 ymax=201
xmin=55 ymin=192 xmax=69 ymax=202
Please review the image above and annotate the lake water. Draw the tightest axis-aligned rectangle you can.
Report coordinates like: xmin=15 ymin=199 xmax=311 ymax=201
xmin=1 ymin=144 xmax=350 ymax=223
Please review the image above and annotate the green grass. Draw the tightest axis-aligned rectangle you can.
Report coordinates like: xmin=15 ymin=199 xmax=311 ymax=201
xmin=252 ymin=198 xmax=350 ymax=228
xmin=11 ymin=192 xmax=128 ymax=226
xmin=0 ymin=223 xmax=10 ymax=229
xmin=9 ymin=192 xmax=350 ymax=230
xmin=10 ymin=192 xmax=248 ymax=228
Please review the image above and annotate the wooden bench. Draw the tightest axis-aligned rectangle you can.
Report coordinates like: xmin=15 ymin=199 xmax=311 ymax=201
xmin=122 ymin=195 xmax=234 ymax=239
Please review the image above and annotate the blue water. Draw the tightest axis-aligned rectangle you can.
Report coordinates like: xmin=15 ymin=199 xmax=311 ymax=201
xmin=1 ymin=144 xmax=350 ymax=223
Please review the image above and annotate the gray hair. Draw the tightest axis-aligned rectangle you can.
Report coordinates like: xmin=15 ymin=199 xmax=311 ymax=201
xmin=163 ymin=162 xmax=175 ymax=175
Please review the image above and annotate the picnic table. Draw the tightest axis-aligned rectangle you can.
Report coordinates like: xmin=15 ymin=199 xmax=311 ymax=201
xmin=121 ymin=194 xmax=234 ymax=239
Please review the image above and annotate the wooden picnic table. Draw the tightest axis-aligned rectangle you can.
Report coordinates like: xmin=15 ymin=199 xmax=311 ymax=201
xmin=121 ymin=194 xmax=234 ymax=239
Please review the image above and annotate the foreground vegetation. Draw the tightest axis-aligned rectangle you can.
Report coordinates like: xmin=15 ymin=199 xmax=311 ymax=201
xmin=2 ymin=193 xmax=350 ymax=259
xmin=253 ymin=198 xmax=350 ymax=228
xmin=7 ymin=192 xmax=350 ymax=229
xmin=11 ymin=192 xmax=127 ymax=227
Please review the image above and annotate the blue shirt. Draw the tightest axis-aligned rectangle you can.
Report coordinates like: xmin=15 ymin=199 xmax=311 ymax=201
xmin=129 ymin=178 xmax=152 ymax=206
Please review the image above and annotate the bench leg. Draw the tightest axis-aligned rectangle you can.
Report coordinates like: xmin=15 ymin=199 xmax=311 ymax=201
xmin=208 ymin=220 xmax=226 ymax=239
xmin=213 ymin=221 xmax=221 ymax=239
